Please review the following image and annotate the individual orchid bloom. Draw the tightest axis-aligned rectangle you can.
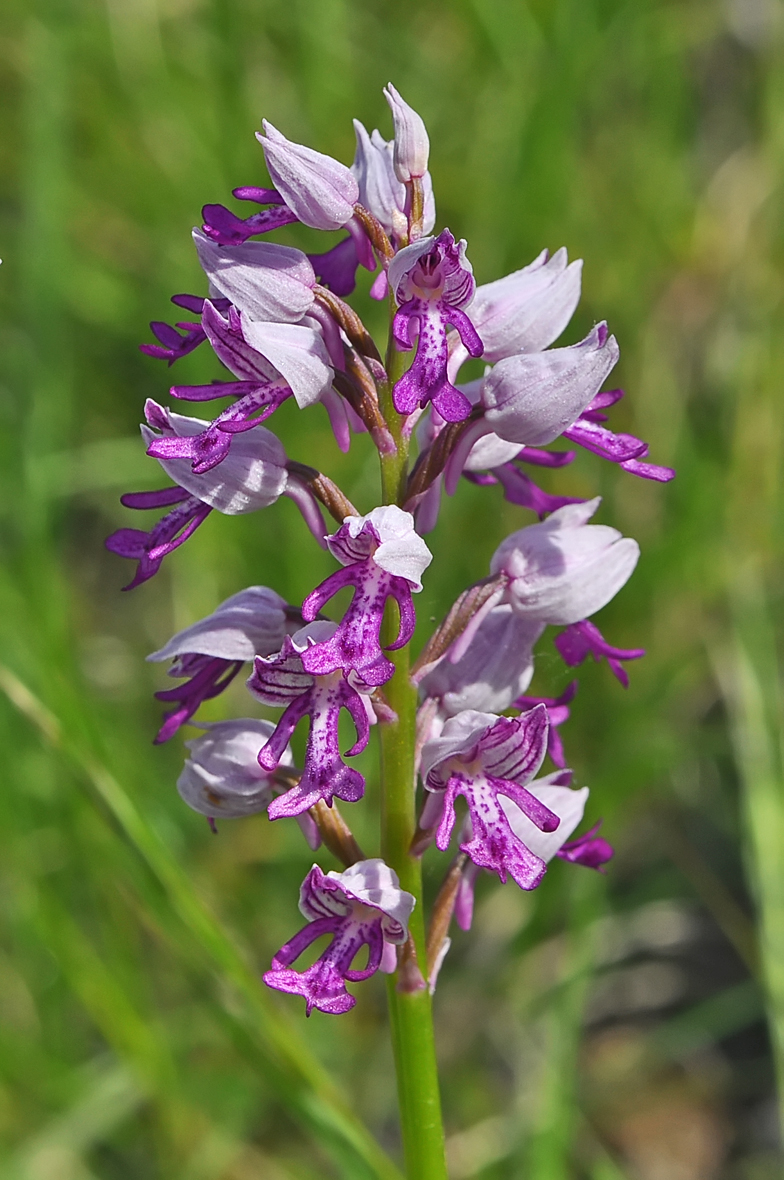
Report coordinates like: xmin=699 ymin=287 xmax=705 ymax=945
xmin=441 ymin=324 xmax=617 ymax=492
xmin=555 ymin=618 xmax=646 ymax=687
xmin=247 ymin=622 xmax=371 ymax=817
xmin=448 ymin=247 xmax=583 ymax=376
xmin=177 ymin=718 xmax=292 ymax=818
xmin=490 ymin=498 xmax=640 ymax=625
xmin=420 ymin=706 xmax=560 ymax=890
xmin=513 ymin=681 xmax=578 ymax=768
xmin=148 ymin=305 xmax=333 ymax=474
xmin=142 ymin=402 xmax=290 ymax=512
xmin=390 ymin=230 xmax=483 ymax=421
xmin=383 ymin=84 xmax=430 ymax=183
xmin=257 ymin=121 xmax=363 ymax=234
xmin=300 ymin=506 xmax=432 ymax=687
xmin=146 ymin=586 xmax=294 ymax=742
xmin=176 ymin=718 xmax=322 ymax=849
xmin=352 ymin=120 xmax=436 ymax=243
xmin=419 ymin=605 xmax=544 ymax=718
xmin=201 ymin=186 xmax=298 ymax=247
xmin=140 ymin=294 xmax=231 ymax=365
xmin=264 ymin=860 xmax=415 ymax=1015
xmin=106 ymin=405 xmax=326 ymax=587
xmin=192 ymin=229 xmax=317 ymax=324
xmin=141 ymin=402 xmax=329 ymax=540
xmin=453 ymin=773 xmax=613 ymax=930
xmin=446 ymin=327 xmax=673 ymax=491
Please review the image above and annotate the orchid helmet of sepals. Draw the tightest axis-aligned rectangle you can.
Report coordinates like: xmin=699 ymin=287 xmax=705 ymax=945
xmin=106 ymin=83 xmax=673 ymax=1169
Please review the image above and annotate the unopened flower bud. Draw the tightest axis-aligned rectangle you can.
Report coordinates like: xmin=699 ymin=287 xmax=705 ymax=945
xmin=257 ymin=121 xmax=359 ymax=231
xmin=383 ymin=84 xmax=430 ymax=183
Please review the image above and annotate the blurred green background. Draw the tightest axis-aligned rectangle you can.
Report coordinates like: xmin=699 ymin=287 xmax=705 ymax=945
xmin=1 ymin=0 xmax=783 ymax=1176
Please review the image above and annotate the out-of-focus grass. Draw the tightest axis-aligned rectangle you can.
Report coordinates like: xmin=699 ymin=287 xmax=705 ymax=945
xmin=0 ymin=0 xmax=783 ymax=1176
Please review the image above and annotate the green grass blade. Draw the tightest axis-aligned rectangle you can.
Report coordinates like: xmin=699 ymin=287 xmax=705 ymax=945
xmin=0 ymin=665 xmax=403 ymax=1180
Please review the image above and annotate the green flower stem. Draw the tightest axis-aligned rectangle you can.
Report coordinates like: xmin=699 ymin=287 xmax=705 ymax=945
xmin=377 ymin=330 xmax=448 ymax=1179
xmin=378 ymin=639 xmax=447 ymax=1180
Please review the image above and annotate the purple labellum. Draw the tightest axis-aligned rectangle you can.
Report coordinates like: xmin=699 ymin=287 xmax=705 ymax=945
xmin=201 ymin=201 xmax=298 ymax=247
xmin=390 ymin=230 xmax=483 ymax=421
xmin=301 ymin=508 xmax=431 ymax=687
xmin=301 ymin=562 xmax=415 ymax=687
xmin=556 ymin=820 xmax=613 ymax=869
xmin=421 ymin=707 xmax=559 ymax=887
xmin=265 ymin=914 xmax=382 ymax=1015
xmin=513 ymin=681 xmax=578 ymax=768
xmin=563 ymin=389 xmax=676 ymax=483
xmin=554 ymin=619 xmax=645 ymax=688
xmin=139 ymin=294 xmax=232 ymax=365
xmin=264 ymin=860 xmax=414 ymax=1015
xmin=308 ymin=236 xmax=361 ymax=298
xmin=140 ymin=320 xmax=206 ymax=365
xmin=146 ymin=379 xmax=292 ymax=474
xmin=105 ymin=487 xmax=212 ymax=589
xmin=153 ymin=655 xmax=243 ymax=744
xmin=491 ymin=463 xmax=587 ymax=520
xmin=248 ymin=626 xmax=370 ymax=816
xmin=436 ymin=771 xmax=558 ymax=889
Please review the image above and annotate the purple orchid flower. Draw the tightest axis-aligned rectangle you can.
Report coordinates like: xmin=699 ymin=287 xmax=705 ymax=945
xmin=453 ymin=773 xmax=613 ymax=930
xmin=554 ymin=618 xmax=646 ymax=687
xmin=201 ymin=186 xmax=298 ymax=247
xmin=389 ymin=230 xmax=483 ymax=421
xmin=264 ymin=859 xmax=415 ymax=1015
xmin=490 ymin=498 xmax=640 ymax=625
xmin=420 ymin=706 xmax=561 ymax=890
xmin=300 ymin=506 xmax=432 ymax=688
xmin=147 ymin=303 xmax=333 ymax=474
xmin=141 ymin=401 xmax=289 ymax=509
xmin=146 ymin=586 xmax=293 ymax=742
xmin=513 ymin=681 xmax=578 ymax=768
xmin=247 ymin=622 xmax=373 ymax=817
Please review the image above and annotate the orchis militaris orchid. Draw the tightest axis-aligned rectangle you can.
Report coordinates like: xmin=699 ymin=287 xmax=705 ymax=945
xmin=264 ymin=860 xmax=415 ymax=1015
xmin=107 ymin=84 xmax=673 ymax=1178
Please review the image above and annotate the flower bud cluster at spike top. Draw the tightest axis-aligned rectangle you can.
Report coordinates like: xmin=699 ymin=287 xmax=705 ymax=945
xmin=108 ymin=85 xmax=673 ymax=1021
